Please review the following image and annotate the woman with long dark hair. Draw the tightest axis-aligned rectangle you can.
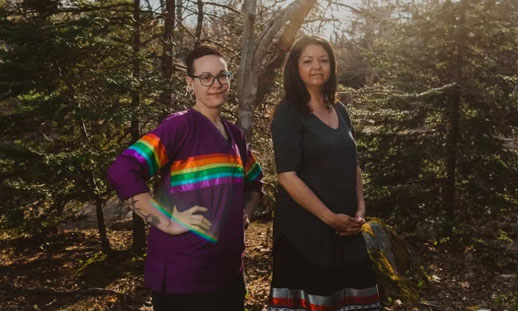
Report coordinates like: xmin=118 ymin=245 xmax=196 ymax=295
xmin=268 ymin=35 xmax=380 ymax=311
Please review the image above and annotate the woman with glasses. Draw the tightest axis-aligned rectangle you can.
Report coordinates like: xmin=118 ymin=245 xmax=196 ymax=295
xmin=267 ymin=36 xmax=380 ymax=311
xmin=108 ymin=45 xmax=263 ymax=311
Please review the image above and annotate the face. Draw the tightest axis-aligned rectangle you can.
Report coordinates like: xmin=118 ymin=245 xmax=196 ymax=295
xmin=186 ymin=54 xmax=230 ymax=109
xmin=297 ymin=44 xmax=331 ymax=89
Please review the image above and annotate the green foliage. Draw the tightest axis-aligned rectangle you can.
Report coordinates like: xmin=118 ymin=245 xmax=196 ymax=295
xmin=339 ymin=0 xmax=518 ymax=237
xmin=0 ymin=0 xmax=155 ymax=233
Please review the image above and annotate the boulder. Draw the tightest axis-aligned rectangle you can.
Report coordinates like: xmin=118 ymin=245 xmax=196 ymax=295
xmin=362 ymin=218 xmax=419 ymax=304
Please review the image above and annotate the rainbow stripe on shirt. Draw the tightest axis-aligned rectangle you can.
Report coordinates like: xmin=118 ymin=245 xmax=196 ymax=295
xmin=170 ymin=153 xmax=245 ymax=193
xmin=244 ymin=152 xmax=262 ymax=184
xmin=122 ymin=133 xmax=169 ymax=176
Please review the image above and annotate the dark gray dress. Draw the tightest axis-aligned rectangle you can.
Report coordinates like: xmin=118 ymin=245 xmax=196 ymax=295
xmin=268 ymin=101 xmax=380 ymax=311
xmin=272 ymin=101 xmax=368 ymax=268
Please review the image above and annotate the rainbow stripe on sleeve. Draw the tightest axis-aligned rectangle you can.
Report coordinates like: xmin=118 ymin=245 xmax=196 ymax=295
xmin=122 ymin=133 xmax=169 ymax=176
xmin=169 ymin=153 xmax=245 ymax=193
xmin=244 ymin=152 xmax=262 ymax=184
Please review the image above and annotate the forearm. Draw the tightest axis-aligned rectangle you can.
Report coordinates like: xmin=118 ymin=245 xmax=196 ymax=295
xmin=355 ymin=165 xmax=366 ymax=217
xmin=243 ymin=191 xmax=261 ymax=219
xmin=124 ymin=192 xmax=173 ymax=233
xmin=278 ymin=172 xmax=334 ymax=224
xmin=279 ymin=171 xmax=363 ymax=234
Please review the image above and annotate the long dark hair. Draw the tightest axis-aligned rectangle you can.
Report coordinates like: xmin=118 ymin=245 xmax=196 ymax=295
xmin=283 ymin=35 xmax=337 ymax=114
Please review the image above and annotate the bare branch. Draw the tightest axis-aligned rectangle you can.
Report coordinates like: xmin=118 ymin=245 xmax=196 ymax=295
xmin=329 ymin=1 xmax=363 ymax=15
xmin=194 ymin=0 xmax=203 ymax=46
xmin=254 ymin=0 xmax=317 ymax=70
xmin=175 ymin=17 xmax=196 ymax=40
xmin=203 ymin=1 xmax=240 ymax=14
xmin=329 ymin=1 xmax=379 ymax=20
xmin=198 ymin=39 xmax=238 ymax=56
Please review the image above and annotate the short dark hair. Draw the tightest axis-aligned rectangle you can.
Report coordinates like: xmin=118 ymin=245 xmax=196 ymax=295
xmin=283 ymin=35 xmax=337 ymax=114
xmin=184 ymin=45 xmax=224 ymax=76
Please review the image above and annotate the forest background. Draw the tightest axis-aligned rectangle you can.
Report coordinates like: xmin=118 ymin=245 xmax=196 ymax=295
xmin=0 ymin=0 xmax=517 ymax=310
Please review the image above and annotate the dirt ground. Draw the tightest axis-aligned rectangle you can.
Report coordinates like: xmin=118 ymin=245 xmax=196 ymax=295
xmin=0 ymin=217 xmax=516 ymax=311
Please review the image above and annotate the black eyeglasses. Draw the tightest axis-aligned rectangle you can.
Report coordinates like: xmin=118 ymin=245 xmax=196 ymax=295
xmin=190 ymin=72 xmax=232 ymax=87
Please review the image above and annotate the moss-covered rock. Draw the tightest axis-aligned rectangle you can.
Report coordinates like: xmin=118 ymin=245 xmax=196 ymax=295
xmin=362 ymin=218 xmax=419 ymax=305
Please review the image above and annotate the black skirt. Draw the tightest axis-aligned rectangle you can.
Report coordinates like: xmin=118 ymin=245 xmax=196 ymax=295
xmin=268 ymin=235 xmax=381 ymax=311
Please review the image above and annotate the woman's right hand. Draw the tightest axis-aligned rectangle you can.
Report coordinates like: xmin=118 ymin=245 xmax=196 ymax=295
xmin=167 ymin=205 xmax=212 ymax=235
xmin=325 ymin=212 xmax=364 ymax=236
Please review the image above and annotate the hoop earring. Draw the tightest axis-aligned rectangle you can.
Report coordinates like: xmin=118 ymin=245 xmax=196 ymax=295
xmin=185 ymin=86 xmax=195 ymax=99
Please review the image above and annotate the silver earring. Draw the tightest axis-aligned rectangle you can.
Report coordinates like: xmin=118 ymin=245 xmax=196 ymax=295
xmin=186 ymin=87 xmax=195 ymax=100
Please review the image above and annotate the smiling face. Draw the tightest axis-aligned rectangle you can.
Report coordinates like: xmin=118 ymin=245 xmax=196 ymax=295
xmin=186 ymin=54 xmax=229 ymax=110
xmin=297 ymin=44 xmax=331 ymax=90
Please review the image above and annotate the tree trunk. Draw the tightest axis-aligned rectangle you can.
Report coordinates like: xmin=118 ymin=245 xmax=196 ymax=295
xmin=256 ymin=1 xmax=315 ymax=109
xmin=443 ymin=0 xmax=466 ymax=226
xmin=158 ymin=0 xmax=174 ymax=109
xmin=194 ymin=0 xmax=203 ymax=46
xmin=131 ymin=0 xmax=146 ymax=256
xmin=95 ymin=197 xmax=111 ymax=253
xmin=236 ymin=0 xmax=318 ymax=140
xmin=444 ymin=86 xmax=460 ymax=223
xmin=74 ymin=99 xmax=111 ymax=253
xmin=176 ymin=0 xmax=183 ymax=45
xmin=235 ymin=0 xmax=257 ymax=138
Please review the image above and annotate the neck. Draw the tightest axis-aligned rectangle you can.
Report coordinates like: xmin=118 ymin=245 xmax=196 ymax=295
xmin=193 ymin=103 xmax=221 ymax=124
xmin=306 ymin=87 xmax=326 ymax=110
